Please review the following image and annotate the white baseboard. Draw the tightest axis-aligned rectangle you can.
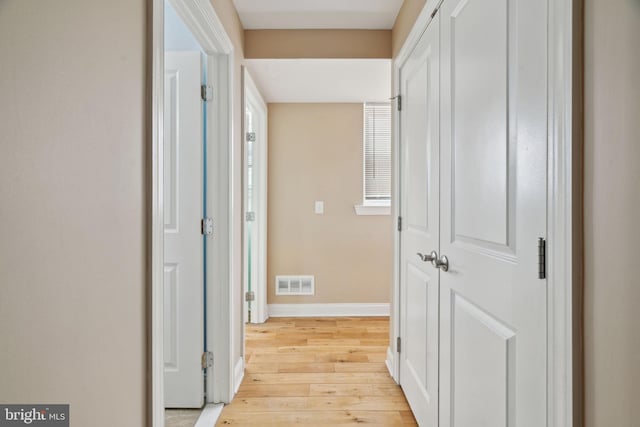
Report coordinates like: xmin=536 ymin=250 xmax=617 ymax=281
xmin=194 ymin=403 xmax=224 ymax=427
xmin=386 ymin=346 xmax=397 ymax=383
xmin=233 ymin=357 xmax=244 ymax=394
xmin=268 ymin=303 xmax=390 ymax=317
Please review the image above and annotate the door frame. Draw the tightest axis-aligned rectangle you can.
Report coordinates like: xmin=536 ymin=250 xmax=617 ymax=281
xmin=388 ymin=1 xmax=581 ymax=426
xmin=150 ymin=0 xmax=236 ymax=425
xmin=242 ymin=67 xmax=269 ymax=325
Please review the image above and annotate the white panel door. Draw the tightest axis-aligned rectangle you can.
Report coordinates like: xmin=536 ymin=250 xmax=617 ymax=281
xmin=438 ymin=0 xmax=548 ymax=426
xmin=164 ymin=51 xmax=204 ymax=408
xmin=243 ymin=69 xmax=268 ymax=324
xmin=398 ymin=14 xmax=440 ymax=427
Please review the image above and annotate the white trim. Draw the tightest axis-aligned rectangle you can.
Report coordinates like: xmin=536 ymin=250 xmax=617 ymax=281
xmin=206 ymin=51 xmax=236 ymax=404
xmin=242 ymin=67 xmax=269 ymax=325
xmin=391 ymin=0 xmax=577 ymax=421
xmin=152 ymin=0 xmax=236 ymax=424
xmin=194 ymin=404 xmax=224 ymax=427
xmin=354 ymin=204 xmax=391 ymax=216
xmin=169 ymin=0 xmax=233 ymax=54
xmin=150 ymin=0 xmax=165 ymax=426
xmin=547 ymin=0 xmax=577 ymax=426
xmin=268 ymin=303 xmax=390 ymax=318
xmin=233 ymin=357 xmax=245 ymax=394
xmin=385 ymin=346 xmax=395 ymax=381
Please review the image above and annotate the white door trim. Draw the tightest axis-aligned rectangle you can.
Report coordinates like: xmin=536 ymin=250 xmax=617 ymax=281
xmin=150 ymin=0 xmax=236 ymax=425
xmin=547 ymin=1 xmax=580 ymax=426
xmin=242 ymin=67 xmax=269 ymax=325
xmin=389 ymin=1 xmax=579 ymax=426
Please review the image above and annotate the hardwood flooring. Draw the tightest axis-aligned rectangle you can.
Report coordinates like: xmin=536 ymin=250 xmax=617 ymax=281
xmin=216 ymin=317 xmax=417 ymax=426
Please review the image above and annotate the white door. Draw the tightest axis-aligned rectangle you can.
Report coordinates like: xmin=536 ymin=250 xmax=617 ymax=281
xmin=164 ymin=51 xmax=204 ymax=408
xmin=398 ymin=13 xmax=440 ymax=427
xmin=438 ymin=0 xmax=548 ymax=425
xmin=243 ymin=69 xmax=268 ymax=324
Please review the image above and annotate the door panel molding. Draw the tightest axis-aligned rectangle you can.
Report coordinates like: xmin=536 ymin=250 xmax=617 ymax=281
xmin=451 ymin=291 xmax=517 ymax=427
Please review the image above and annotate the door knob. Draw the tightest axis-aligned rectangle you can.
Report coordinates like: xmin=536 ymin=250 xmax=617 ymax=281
xmin=417 ymin=251 xmax=438 ymax=263
xmin=434 ymin=255 xmax=449 ymax=272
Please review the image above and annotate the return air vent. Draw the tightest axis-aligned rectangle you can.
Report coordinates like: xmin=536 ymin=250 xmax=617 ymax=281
xmin=275 ymin=275 xmax=315 ymax=296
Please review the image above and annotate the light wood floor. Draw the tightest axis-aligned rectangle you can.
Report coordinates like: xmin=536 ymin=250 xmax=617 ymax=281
xmin=216 ymin=317 xmax=417 ymax=426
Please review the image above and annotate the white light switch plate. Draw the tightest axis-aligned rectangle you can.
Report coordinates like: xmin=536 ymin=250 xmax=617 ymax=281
xmin=315 ymin=201 xmax=324 ymax=214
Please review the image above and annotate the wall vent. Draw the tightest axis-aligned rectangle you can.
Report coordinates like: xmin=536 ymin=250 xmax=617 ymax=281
xmin=275 ymin=275 xmax=315 ymax=296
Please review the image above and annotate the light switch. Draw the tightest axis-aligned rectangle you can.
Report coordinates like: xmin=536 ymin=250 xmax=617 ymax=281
xmin=315 ymin=201 xmax=324 ymax=214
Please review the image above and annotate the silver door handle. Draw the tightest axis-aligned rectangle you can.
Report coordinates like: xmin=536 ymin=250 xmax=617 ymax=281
xmin=417 ymin=251 xmax=438 ymax=263
xmin=434 ymin=255 xmax=449 ymax=272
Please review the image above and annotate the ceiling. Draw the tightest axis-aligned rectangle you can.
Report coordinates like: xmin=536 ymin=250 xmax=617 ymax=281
xmin=233 ymin=0 xmax=404 ymax=30
xmin=244 ymin=59 xmax=391 ymax=103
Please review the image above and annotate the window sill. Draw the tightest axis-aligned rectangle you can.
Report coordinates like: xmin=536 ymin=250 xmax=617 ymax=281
xmin=354 ymin=204 xmax=391 ymax=216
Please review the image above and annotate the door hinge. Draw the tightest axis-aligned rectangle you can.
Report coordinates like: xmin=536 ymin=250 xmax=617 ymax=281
xmin=201 ymin=85 xmax=213 ymax=101
xmin=201 ymin=351 xmax=213 ymax=369
xmin=246 ymin=132 xmax=256 ymax=142
xmin=397 ymin=337 xmax=402 ymax=353
xmin=245 ymin=211 xmax=256 ymax=222
xmin=245 ymin=291 xmax=255 ymax=302
xmin=201 ymin=218 xmax=213 ymax=235
xmin=538 ymin=237 xmax=546 ymax=279
xmin=390 ymin=95 xmax=402 ymax=111
xmin=397 ymin=216 xmax=403 ymax=232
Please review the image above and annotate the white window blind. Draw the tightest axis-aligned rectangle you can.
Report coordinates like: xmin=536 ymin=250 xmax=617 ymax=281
xmin=364 ymin=102 xmax=391 ymax=203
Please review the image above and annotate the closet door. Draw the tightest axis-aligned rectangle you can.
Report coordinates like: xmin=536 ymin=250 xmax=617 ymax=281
xmin=438 ymin=0 xmax=548 ymax=426
xmin=398 ymin=13 xmax=440 ymax=427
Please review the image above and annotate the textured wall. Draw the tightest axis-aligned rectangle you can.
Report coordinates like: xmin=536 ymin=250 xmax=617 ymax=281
xmin=245 ymin=30 xmax=391 ymax=59
xmin=0 ymin=0 xmax=147 ymax=425
xmin=584 ymin=0 xmax=640 ymax=425
xmin=267 ymin=104 xmax=393 ymax=305
xmin=391 ymin=0 xmax=428 ymax=57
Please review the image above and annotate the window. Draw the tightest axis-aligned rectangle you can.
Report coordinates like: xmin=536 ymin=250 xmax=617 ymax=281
xmin=363 ymin=102 xmax=391 ymax=206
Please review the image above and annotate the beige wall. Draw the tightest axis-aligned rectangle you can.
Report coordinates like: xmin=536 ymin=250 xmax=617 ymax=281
xmin=209 ymin=0 xmax=247 ymax=373
xmin=391 ymin=0 xmax=428 ymax=58
xmin=245 ymin=30 xmax=391 ymax=59
xmin=584 ymin=0 xmax=640 ymax=426
xmin=267 ymin=104 xmax=392 ymax=305
xmin=0 ymin=0 xmax=146 ymax=425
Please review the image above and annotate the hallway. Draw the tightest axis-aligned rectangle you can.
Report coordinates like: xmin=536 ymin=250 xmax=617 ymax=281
xmin=217 ymin=317 xmax=417 ymax=426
